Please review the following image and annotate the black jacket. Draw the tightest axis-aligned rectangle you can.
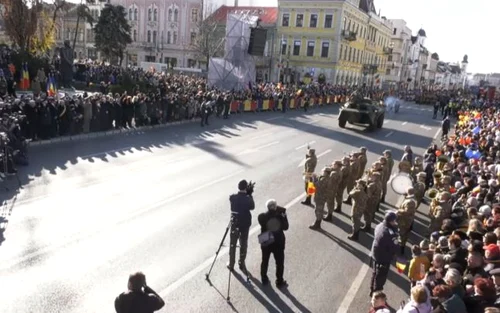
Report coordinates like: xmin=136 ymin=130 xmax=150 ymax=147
xmin=258 ymin=207 xmax=289 ymax=247
xmin=370 ymin=221 xmax=398 ymax=264
xmin=114 ymin=289 xmax=165 ymax=313
xmin=230 ymin=191 xmax=255 ymax=229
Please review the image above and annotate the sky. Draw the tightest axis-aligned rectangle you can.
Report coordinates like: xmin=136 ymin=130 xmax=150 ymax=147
xmin=215 ymin=0 xmax=499 ymax=74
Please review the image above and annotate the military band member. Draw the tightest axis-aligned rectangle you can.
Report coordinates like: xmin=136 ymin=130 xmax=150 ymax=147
xmin=301 ymin=148 xmax=317 ymax=206
xmin=325 ymin=161 xmax=342 ymax=222
xmin=440 ymin=175 xmax=452 ymax=192
xmin=397 ymin=187 xmax=418 ymax=255
xmin=379 ymin=156 xmax=390 ymax=203
xmin=429 ymin=191 xmax=452 ymax=233
xmin=363 ymin=172 xmax=382 ymax=232
xmin=335 ymin=157 xmax=350 ymax=213
xmin=309 ymin=167 xmax=330 ymax=230
xmin=344 ymin=153 xmax=360 ymax=205
xmin=348 ymin=179 xmax=368 ymax=241
xmin=414 ymin=172 xmax=427 ymax=206
xmin=383 ymin=150 xmax=394 ymax=175
xmin=411 ymin=157 xmax=424 ymax=180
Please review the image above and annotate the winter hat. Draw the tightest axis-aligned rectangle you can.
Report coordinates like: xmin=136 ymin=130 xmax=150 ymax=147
xmin=467 ymin=197 xmax=479 ymax=208
xmin=430 ymin=232 xmax=440 ymax=243
xmin=484 ymin=244 xmax=500 ymax=262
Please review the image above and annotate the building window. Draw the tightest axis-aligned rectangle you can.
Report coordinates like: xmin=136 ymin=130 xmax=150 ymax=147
xmin=393 ymin=28 xmax=397 ymax=35
xmin=133 ymin=30 xmax=137 ymax=41
xmin=282 ymin=13 xmax=289 ymax=27
xmin=173 ymin=31 xmax=177 ymax=44
xmin=310 ymin=14 xmax=317 ymax=28
xmin=321 ymin=42 xmax=329 ymax=58
xmin=343 ymin=17 xmax=347 ymax=30
xmin=281 ymin=39 xmax=287 ymax=55
xmin=134 ymin=8 xmax=138 ymax=21
xmin=293 ymin=40 xmax=301 ymax=55
xmin=152 ymin=31 xmax=157 ymax=43
xmin=174 ymin=9 xmax=178 ymax=22
xmin=324 ymin=14 xmax=332 ymax=28
xmin=348 ymin=47 xmax=352 ymax=62
xmin=306 ymin=41 xmax=314 ymax=56
xmin=386 ymin=68 xmax=391 ymax=75
xmin=191 ymin=9 xmax=198 ymax=22
xmin=168 ymin=9 xmax=172 ymax=21
xmin=153 ymin=8 xmax=157 ymax=22
xmin=145 ymin=55 xmax=156 ymax=62
xmin=128 ymin=8 xmax=132 ymax=20
xmin=147 ymin=30 xmax=151 ymax=43
xmin=296 ymin=14 xmax=303 ymax=27
xmin=167 ymin=31 xmax=171 ymax=44
xmin=148 ymin=8 xmax=152 ymax=21
xmin=190 ymin=32 xmax=196 ymax=44
xmin=188 ymin=59 xmax=196 ymax=68
xmin=388 ymin=55 xmax=392 ymax=62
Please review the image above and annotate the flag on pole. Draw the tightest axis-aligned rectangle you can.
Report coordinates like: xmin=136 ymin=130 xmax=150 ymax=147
xmin=20 ymin=63 xmax=30 ymax=90
xmin=47 ymin=75 xmax=57 ymax=97
xmin=395 ymin=257 xmax=407 ymax=274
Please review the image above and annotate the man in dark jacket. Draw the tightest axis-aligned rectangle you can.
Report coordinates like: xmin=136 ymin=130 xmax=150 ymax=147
xmin=369 ymin=211 xmax=399 ymax=296
xmin=228 ymin=180 xmax=255 ymax=273
xmin=114 ymin=272 xmax=165 ymax=313
xmin=258 ymin=199 xmax=289 ymax=288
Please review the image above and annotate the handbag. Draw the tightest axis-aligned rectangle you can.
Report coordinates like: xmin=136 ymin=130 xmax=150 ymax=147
xmin=258 ymin=231 xmax=275 ymax=247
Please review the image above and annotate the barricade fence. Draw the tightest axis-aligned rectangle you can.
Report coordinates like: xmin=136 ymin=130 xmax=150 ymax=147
xmin=230 ymin=95 xmax=347 ymax=113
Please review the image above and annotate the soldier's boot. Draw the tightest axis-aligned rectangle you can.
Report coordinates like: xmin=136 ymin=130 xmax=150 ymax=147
xmin=309 ymin=219 xmax=321 ymax=230
xmin=361 ymin=223 xmax=371 ymax=233
xmin=343 ymin=196 xmax=352 ymax=205
xmin=323 ymin=213 xmax=333 ymax=222
xmin=301 ymin=195 xmax=312 ymax=206
xmin=380 ymin=193 xmax=386 ymax=204
xmin=334 ymin=203 xmax=342 ymax=213
xmin=347 ymin=231 xmax=359 ymax=241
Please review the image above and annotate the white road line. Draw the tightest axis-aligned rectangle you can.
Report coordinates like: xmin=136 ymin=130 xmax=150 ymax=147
xmin=249 ymin=132 xmax=274 ymax=141
xmin=266 ymin=116 xmax=283 ymax=121
xmin=295 ymin=141 xmax=316 ymax=150
xmin=433 ymin=128 xmax=442 ymax=140
xmin=306 ymin=119 xmax=319 ymax=125
xmin=255 ymin=141 xmax=280 ymax=150
xmin=317 ymin=149 xmax=332 ymax=158
xmin=385 ymin=131 xmax=394 ymax=138
xmin=1 ymin=169 xmax=246 ymax=270
xmin=402 ymin=121 xmax=408 ymax=126
xmin=335 ymin=264 xmax=370 ymax=313
xmin=420 ymin=125 xmax=432 ymax=131
xmin=79 ymin=147 xmax=135 ymax=159
xmin=159 ymin=193 xmax=306 ymax=298
xmin=237 ymin=141 xmax=280 ymax=156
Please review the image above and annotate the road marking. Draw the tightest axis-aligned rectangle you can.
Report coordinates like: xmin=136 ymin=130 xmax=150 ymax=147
xmin=385 ymin=131 xmax=394 ymax=138
xmin=335 ymin=264 xmax=370 ymax=313
xmin=420 ymin=125 xmax=432 ymax=131
xmin=306 ymin=119 xmax=319 ymax=125
xmin=266 ymin=116 xmax=283 ymax=121
xmin=79 ymin=146 xmax=135 ymax=159
xmin=0 ymin=169 xmax=246 ymax=270
xmin=317 ymin=149 xmax=332 ymax=158
xmin=433 ymin=128 xmax=442 ymax=140
xmin=236 ymin=141 xmax=280 ymax=156
xmin=255 ymin=141 xmax=280 ymax=150
xmin=249 ymin=130 xmax=276 ymax=141
xmin=295 ymin=141 xmax=316 ymax=150
xmin=384 ymin=120 xmax=390 ymax=124
xmin=402 ymin=121 xmax=408 ymax=126
xmin=159 ymin=193 xmax=306 ymax=298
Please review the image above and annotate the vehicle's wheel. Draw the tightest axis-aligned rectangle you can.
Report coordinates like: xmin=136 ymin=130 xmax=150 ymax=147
xmin=339 ymin=119 xmax=346 ymax=128
xmin=377 ymin=115 xmax=384 ymax=128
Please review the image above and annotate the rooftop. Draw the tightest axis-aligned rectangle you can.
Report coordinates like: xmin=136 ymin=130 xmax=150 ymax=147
xmin=210 ymin=5 xmax=278 ymax=25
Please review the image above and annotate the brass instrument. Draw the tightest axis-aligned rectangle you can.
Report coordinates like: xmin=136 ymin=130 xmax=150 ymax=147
xmin=433 ymin=171 xmax=443 ymax=188
xmin=426 ymin=188 xmax=439 ymax=199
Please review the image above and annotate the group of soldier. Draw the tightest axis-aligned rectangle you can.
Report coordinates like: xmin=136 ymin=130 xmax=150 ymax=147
xmin=301 ymin=146 xmax=445 ymax=255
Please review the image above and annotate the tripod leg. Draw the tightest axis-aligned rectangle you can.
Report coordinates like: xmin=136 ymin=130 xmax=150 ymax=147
xmin=206 ymin=224 xmax=231 ymax=281
xmin=226 ymin=265 xmax=232 ymax=302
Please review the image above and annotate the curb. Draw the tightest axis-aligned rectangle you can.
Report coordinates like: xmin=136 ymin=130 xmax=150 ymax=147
xmin=28 ymin=104 xmax=340 ymax=147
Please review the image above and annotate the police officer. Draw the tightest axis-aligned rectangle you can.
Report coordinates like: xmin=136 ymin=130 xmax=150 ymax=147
xmin=228 ymin=180 xmax=255 ymax=273
xmin=301 ymin=148 xmax=317 ymax=206
xmin=370 ymin=211 xmax=399 ymax=297
xmin=258 ymin=199 xmax=289 ymax=288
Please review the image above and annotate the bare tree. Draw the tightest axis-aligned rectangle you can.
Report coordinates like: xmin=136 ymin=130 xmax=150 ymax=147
xmin=72 ymin=0 xmax=95 ymax=52
xmin=191 ymin=5 xmax=225 ymax=69
xmin=0 ymin=0 xmax=67 ymax=54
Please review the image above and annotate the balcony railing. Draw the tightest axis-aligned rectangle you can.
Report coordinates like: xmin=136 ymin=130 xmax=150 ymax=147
xmin=341 ymin=30 xmax=357 ymax=41
xmin=383 ymin=47 xmax=393 ymax=55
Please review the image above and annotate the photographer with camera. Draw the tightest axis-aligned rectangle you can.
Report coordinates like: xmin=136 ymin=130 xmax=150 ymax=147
xmin=228 ymin=180 xmax=255 ymax=273
xmin=258 ymin=199 xmax=289 ymax=288
xmin=114 ymin=272 xmax=165 ymax=313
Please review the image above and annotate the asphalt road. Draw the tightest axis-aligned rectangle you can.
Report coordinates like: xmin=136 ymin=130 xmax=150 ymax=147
xmin=0 ymin=103 xmax=441 ymax=313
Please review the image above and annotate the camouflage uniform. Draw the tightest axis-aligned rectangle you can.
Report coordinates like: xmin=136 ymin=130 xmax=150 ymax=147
xmin=383 ymin=150 xmax=395 ymax=175
xmin=440 ymin=176 xmax=452 ymax=193
xmin=363 ymin=172 xmax=382 ymax=232
xmin=325 ymin=161 xmax=342 ymax=221
xmin=411 ymin=157 xmax=424 ymax=181
xmin=348 ymin=180 xmax=368 ymax=241
xmin=379 ymin=156 xmax=390 ymax=203
xmin=344 ymin=153 xmax=360 ymax=204
xmin=335 ymin=157 xmax=350 ymax=212
xmin=309 ymin=168 xmax=330 ymax=230
xmin=429 ymin=192 xmax=452 ymax=233
xmin=358 ymin=147 xmax=368 ymax=179
xmin=397 ymin=188 xmax=418 ymax=254
xmin=414 ymin=172 xmax=427 ymax=206
xmin=302 ymin=149 xmax=317 ymax=205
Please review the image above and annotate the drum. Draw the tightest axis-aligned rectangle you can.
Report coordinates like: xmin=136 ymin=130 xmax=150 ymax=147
xmin=391 ymin=172 xmax=413 ymax=195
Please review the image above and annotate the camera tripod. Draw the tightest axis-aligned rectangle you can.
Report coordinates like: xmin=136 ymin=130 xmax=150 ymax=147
xmin=205 ymin=216 xmax=250 ymax=302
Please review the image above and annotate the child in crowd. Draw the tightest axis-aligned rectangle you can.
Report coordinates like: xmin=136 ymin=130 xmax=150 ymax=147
xmin=369 ymin=291 xmax=391 ymax=313
xmin=408 ymin=245 xmax=431 ymax=287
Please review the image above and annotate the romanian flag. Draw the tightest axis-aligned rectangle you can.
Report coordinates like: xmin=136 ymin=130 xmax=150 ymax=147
xmin=19 ymin=63 xmax=30 ymax=90
xmin=396 ymin=257 xmax=407 ymax=274
xmin=46 ymin=75 xmax=57 ymax=97
xmin=306 ymin=181 xmax=316 ymax=195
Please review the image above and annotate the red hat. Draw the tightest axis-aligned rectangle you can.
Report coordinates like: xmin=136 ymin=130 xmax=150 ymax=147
xmin=483 ymin=244 xmax=500 ymax=262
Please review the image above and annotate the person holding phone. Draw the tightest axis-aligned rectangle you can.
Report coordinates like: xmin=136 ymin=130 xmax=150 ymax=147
xmin=115 ymin=272 xmax=165 ymax=313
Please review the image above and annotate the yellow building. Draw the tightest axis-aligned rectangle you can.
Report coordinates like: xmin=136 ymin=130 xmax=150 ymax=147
xmin=277 ymin=0 xmax=393 ymax=86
